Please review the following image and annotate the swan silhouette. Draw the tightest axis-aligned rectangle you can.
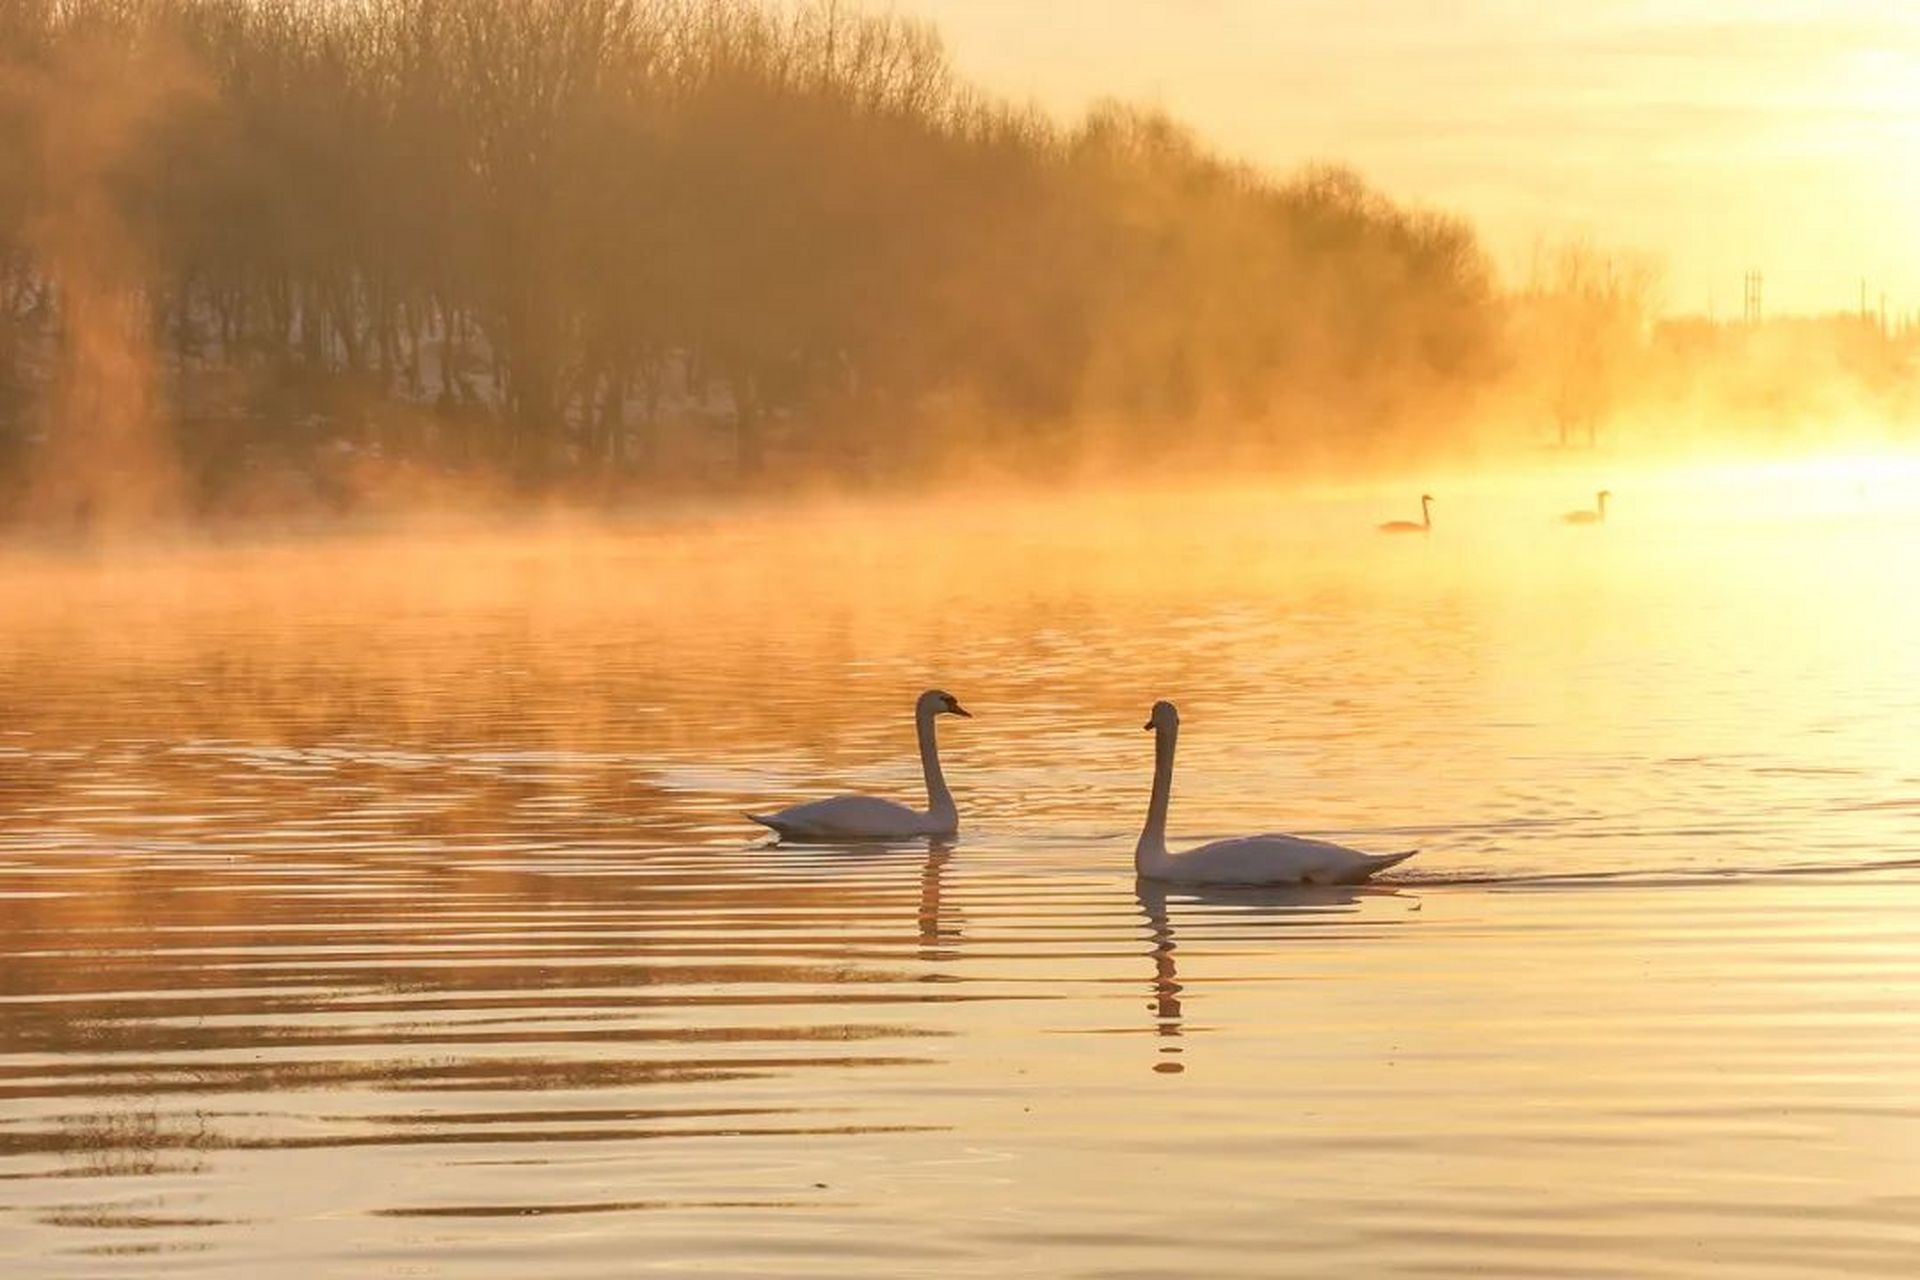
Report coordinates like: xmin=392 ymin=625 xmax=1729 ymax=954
xmin=1378 ymin=494 xmax=1433 ymax=534
xmin=1562 ymin=489 xmax=1611 ymax=525
xmin=747 ymin=690 xmax=971 ymax=841
xmin=1134 ymin=701 xmax=1416 ymax=885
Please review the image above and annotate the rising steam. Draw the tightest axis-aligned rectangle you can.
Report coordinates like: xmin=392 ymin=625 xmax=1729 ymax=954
xmin=8 ymin=19 xmax=203 ymax=533
xmin=0 ymin=0 xmax=1912 ymax=531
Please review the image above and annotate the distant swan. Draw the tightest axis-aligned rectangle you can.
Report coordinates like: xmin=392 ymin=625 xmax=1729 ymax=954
xmin=1135 ymin=701 xmax=1416 ymax=885
xmin=1378 ymin=494 xmax=1433 ymax=533
xmin=747 ymin=690 xmax=971 ymax=842
xmin=1562 ymin=489 xmax=1611 ymax=525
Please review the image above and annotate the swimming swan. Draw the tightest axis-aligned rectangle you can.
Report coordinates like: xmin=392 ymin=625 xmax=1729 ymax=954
xmin=1135 ymin=701 xmax=1416 ymax=885
xmin=1378 ymin=494 xmax=1433 ymax=533
xmin=747 ymin=690 xmax=971 ymax=841
xmin=1562 ymin=489 xmax=1610 ymax=525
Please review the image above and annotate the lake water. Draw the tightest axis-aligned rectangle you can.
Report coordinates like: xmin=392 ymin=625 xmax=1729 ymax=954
xmin=5 ymin=466 xmax=1920 ymax=1277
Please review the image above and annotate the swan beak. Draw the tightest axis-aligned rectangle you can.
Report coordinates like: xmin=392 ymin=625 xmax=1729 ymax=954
xmin=1142 ymin=719 xmax=1154 ymax=731
xmin=949 ymin=703 xmax=973 ymax=718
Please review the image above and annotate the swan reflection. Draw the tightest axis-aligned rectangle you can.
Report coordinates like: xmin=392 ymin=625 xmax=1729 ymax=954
xmin=1135 ymin=878 xmax=1398 ymax=1074
xmin=917 ymin=839 xmax=960 ymax=961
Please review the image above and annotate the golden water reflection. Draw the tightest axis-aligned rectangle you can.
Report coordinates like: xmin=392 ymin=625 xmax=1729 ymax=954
xmin=4 ymin=473 xmax=1920 ymax=1276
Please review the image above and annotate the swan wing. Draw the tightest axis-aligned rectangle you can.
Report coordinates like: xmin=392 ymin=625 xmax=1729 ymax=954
xmin=1162 ymin=833 xmax=1416 ymax=885
xmin=748 ymin=794 xmax=935 ymax=842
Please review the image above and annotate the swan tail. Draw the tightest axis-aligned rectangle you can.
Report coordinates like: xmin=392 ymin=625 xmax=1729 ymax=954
xmin=744 ymin=812 xmax=785 ymax=835
xmin=1361 ymin=848 xmax=1418 ymax=877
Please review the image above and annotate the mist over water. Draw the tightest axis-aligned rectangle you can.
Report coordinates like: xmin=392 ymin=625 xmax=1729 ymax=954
xmin=3 ymin=0 xmax=1914 ymax=535
xmin=5 ymin=472 xmax=1920 ymax=1275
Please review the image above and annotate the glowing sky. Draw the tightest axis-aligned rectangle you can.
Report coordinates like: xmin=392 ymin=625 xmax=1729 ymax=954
xmin=898 ymin=1 xmax=1920 ymax=316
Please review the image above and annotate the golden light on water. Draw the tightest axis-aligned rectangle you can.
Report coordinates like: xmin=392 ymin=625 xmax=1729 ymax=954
xmin=7 ymin=465 xmax=1920 ymax=1272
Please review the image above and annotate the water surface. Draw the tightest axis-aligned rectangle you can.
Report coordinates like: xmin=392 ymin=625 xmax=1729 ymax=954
xmin=5 ymin=472 xmax=1920 ymax=1276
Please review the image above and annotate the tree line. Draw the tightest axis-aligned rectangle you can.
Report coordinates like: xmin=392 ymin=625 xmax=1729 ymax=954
xmin=1 ymin=0 xmax=1507 ymax=518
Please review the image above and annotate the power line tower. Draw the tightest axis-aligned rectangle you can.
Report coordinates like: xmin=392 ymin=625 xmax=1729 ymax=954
xmin=1742 ymin=270 xmax=1763 ymax=325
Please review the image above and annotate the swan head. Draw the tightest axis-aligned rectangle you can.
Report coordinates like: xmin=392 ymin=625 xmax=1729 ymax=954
xmin=1143 ymin=700 xmax=1180 ymax=732
xmin=918 ymin=689 xmax=972 ymax=719
xmin=1420 ymin=493 xmax=1435 ymax=504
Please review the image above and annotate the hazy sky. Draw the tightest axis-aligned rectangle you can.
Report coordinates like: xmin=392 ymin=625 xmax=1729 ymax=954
xmin=898 ymin=1 xmax=1920 ymax=316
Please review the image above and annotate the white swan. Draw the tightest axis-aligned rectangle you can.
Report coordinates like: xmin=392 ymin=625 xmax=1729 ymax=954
xmin=1561 ymin=489 xmax=1610 ymax=525
xmin=747 ymin=690 xmax=971 ymax=841
xmin=1135 ymin=701 xmax=1416 ymax=885
xmin=1378 ymin=494 xmax=1433 ymax=533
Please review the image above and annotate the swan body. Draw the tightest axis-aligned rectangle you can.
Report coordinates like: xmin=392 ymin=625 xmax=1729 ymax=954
xmin=1562 ymin=489 xmax=1610 ymax=525
xmin=748 ymin=794 xmax=945 ymax=841
xmin=748 ymin=690 xmax=970 ymax=842
xmin=1138 ymin=831 xmax=1416 ymax=885
xmin=1379 ymin=493 xmax=1433 ymax=534
xmin=1134 ymin=701 xmax=1415 ymax=886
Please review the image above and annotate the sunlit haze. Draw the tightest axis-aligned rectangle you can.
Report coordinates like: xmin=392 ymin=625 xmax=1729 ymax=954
xmin=4 ymin=2 xmax=1920 ymax=1276
xmin=905 ymin=0 xmax=1920 ymax=315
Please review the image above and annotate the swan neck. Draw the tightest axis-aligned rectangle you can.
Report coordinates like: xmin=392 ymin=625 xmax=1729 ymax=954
xmin=916 ymin=706 xmax=953 ymax=819
xmin=1137 ymin=723 xmax=1176 ymax=868
xmin=1421 ymin=496 xmax=1431 ymax=528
